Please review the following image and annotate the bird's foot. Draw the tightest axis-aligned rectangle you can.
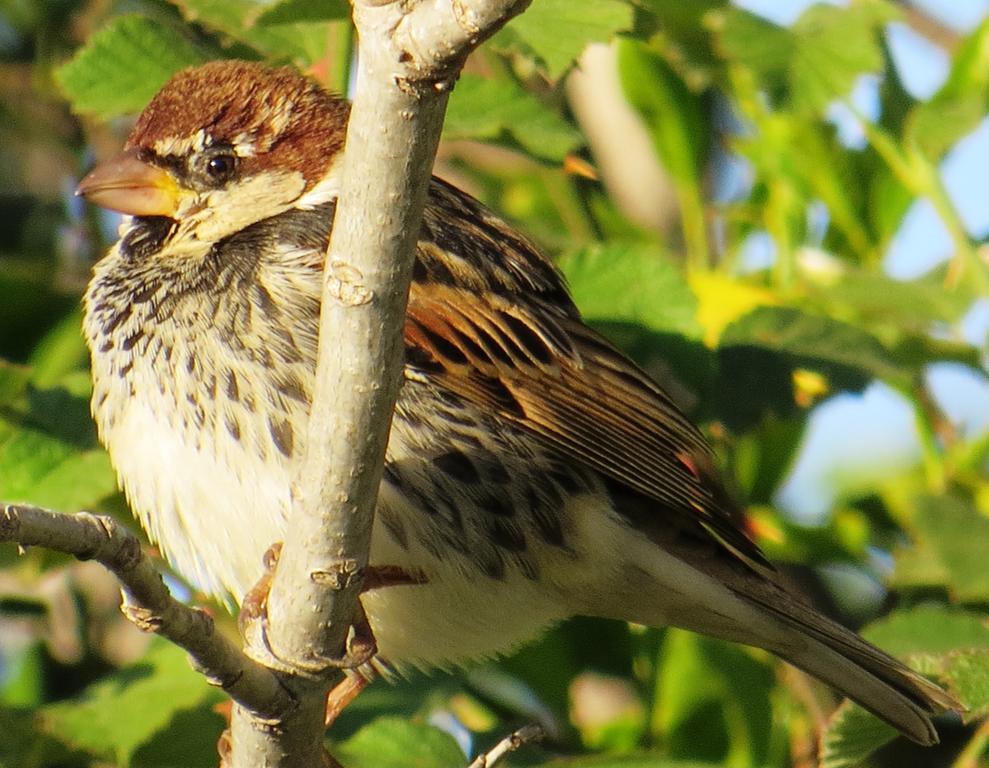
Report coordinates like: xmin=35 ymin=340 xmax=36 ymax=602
xmin=238 ymin=542 xmax=283 ymax=636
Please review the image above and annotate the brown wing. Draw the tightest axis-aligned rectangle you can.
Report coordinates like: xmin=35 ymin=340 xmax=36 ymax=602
xmin=404 ymin=276 xmax=772 ymax=574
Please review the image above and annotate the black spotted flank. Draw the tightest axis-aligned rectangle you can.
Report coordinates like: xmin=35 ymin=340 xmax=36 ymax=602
xmin=488 ymin=517 xmax=526 ymax=552
xmin=532 ymin=501 xmax=567 ymax=548
xmin=225 ymin=414 xmax=242 ymax=441
xmin=477 ymin=490 xmax=514 ymax=518
xmin=224 ymin=370 xmax=240 ymax=401
xmin=433 ymin=450 xmax=480 ymax=484
xmin=479 ymin=553 xmax=505 ymax=580
xmin=268 ymin=416 xmax=294 ymax=458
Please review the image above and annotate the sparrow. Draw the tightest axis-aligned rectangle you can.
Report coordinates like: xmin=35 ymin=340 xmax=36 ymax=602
xmin=78 ymin=60 xmax=956 ymax=746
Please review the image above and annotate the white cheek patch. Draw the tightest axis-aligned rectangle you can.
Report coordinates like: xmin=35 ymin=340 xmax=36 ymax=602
xmin=296 ymin=156 xmax=343 ymax=209
xmin=189 ymin=169 xmax=307 ymax=243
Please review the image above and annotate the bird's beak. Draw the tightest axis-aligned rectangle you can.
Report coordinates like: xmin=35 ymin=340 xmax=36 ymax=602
xmin=76 ymin=148 xmax=180 ymax=217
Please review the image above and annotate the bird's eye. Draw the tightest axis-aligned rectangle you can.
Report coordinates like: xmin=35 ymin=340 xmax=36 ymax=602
xmin=203 ymin=152 xmax=237 ymax=183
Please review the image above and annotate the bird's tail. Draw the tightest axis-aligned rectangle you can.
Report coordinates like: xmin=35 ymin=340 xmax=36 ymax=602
xmin=732 ymin=581 xmax=959 ymax=745
xmin=735 ymin=580 xmax=960 ymax=745
xmin=600 ymin=529 xmax=960 ymax=746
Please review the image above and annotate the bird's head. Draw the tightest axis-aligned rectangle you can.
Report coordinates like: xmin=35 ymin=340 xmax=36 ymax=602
xmin=77 ymin=60 xmax=349 ymax=247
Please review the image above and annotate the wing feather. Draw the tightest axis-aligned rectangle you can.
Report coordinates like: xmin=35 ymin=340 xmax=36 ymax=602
xmin=405 ymin=280 xmax=771 ymax=573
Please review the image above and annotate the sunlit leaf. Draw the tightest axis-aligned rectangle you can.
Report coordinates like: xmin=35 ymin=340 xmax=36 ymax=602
xmin=254 ymin=0 xmax=349 ymax=25
xmin=862 ymin=605 xmax=989 ymax=718
xmin=56 ymin=15 xmax=211 ymax=118
xmin=813 ymin=270 xmax=975 ymax=329
xmin=820 ymin=700 xmax=897 ymax=768
xmin=688 ymin=272 xmax=779 ymax=346
xmin=41 ymin=640 xmax=224 ymax=765
xmin=0 ymin=376 xmax=116 ymax=511
xmin=444 ymin=75 xmax=582 ymax=162
xmin=559 ymin=243 xmax=701 ymax=339
xmin=907 ymin=496 xmax=989 ymax=603
xmin=172 ymin=0 xmax=331 ymax=62
xmin=493 ymin=0 xmax=633 ymax=79
xmin=862 ymin=604 xmax=989 ymax=657
xmin=720 ymin=306 xmax=905 ymax=386
xmin=710 ymin=2 xmax=898 ymax=114
xmin=940 ymin=649 xmax=989 ymax=718
xmin=907 ymin=15 xmax=989 ymax=158
xmin=333 ymin=717 xmax=465 ymax=768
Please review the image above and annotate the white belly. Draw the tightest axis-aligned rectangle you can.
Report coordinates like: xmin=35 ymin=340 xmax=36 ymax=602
xmin=101 ymin=392 xmax=575 ymax=670
xmin=104 ymin=395 xmax=291 ymax=602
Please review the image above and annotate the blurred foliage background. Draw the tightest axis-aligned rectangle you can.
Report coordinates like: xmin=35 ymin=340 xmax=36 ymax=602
xmin=1 ymin=0 xmax=988 ymax=766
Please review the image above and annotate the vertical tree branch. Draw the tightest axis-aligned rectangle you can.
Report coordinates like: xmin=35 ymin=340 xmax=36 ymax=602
xmin=232 ymin=1 xmax=530 ymax=765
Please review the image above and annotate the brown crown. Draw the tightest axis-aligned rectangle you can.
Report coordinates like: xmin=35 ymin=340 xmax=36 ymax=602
xmin=127 ymin=60 xmax=350 ymax=186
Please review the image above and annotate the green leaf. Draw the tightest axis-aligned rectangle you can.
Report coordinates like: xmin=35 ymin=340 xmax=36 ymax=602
xmin=862 ymin=605 xmax=989 ymax=658
xmin=0 ymin=359 xmax=30 ymax=407
xmin=333 ymin=717 xmax=465 ymax=768
xmin=28 ymin=307 xmax=90 ymax=389
xmin=0 ymin=705 xmax=76 ymax=768
xmin=637 ymin=0 xmax=725 ymax=76
xmin=0 ymin=642 xmax=44 ymax=707
xmin=539 ymin=758 xmax=719 ymax=767
xmin=790 ymin=123 xmax=873 ymax=256
xmin=41 ymin=639 xmax=224 ymax=765
xmin=788 ymin=2 xmax=896 ymax=114
xmin=720 ymin=306 xmax=904 ymax=386
xmin=707 ymin=7 xmax=789 ymax=80
xmin=444 ymin=75 xmax=582 ymax=163
xmin=494 ymin=0 xmax=634 ymax=79
xmin=254 ymin=0 xmax=350 ymax=25
xmin=911 ymin=495 xmax=989 ymax=603
xmin=171 ymin=0 xmax=332 ymax=63
xmin=617 ymin=39 xmax=707 ymax=187
xmin=820 ymin=700 xmax=897 ymax=768
xmin=559 ymin=243 xmax=702 ymax=340
xmin=55 ymin=15 xmax=211 ymax=119
xmin=0 ymin=373 xmax=117 ymax=511
xmin=908 ymin=96 xmax=987 ymax=161
xmin=652 ymin=631 xmax=776 ymax=766
xmin=888 ymin=539 xmax=951 ymax=592
xmin=940 ymin=649 xmax=989 ymax=718
xmin=814 ymin=271 xmax=975 ymax=330
xmin=710 ymin=2 xmax=897 ymax=115
xmin=907 ymin=16 xmax=989 ymax=158
xmin=0 ymin=438 xmax=115 ymax=511
xmin=860 ymin=606 xmax=989 ymax=718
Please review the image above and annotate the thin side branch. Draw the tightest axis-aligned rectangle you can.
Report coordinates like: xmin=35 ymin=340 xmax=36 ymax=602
xmin=0 ymin=502 xmax=294 ymax=719
xmin=468 ymin=724 xmax=545 ymax=768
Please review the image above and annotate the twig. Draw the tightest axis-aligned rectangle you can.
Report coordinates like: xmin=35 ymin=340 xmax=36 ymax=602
xmin=0 ymin=503 xmax=294 ymax=719
xmin=235 ymin=1 xmax=531 ymax=766
xmin=468 ymin=724 xmax=545 ymax=768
